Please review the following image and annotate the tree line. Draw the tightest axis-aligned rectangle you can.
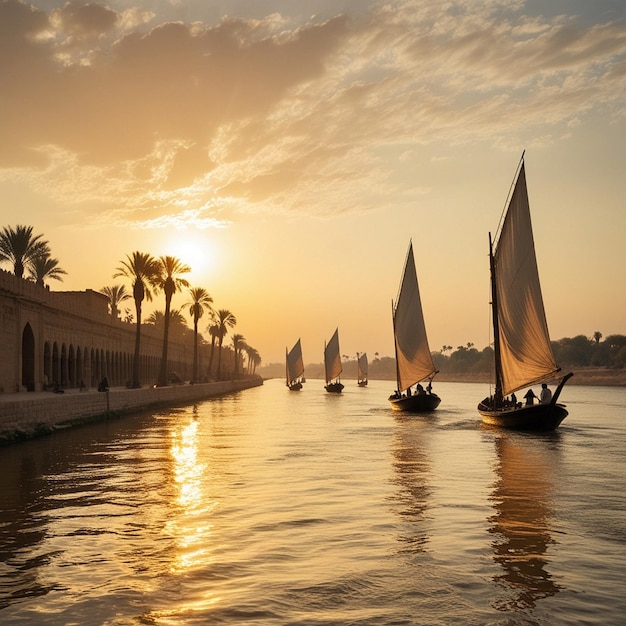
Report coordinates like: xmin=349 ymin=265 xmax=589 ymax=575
xmin=0 ymin=224 xmax=261 ymax=387
xmin=431 ymin=333 xmax=626 ymax=374
xmin=259 ymin=333 xmax=626 ymax=380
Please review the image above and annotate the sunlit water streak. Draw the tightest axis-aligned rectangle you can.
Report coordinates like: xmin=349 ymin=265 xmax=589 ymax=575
xmin=0 ymin=380 xmax=625 ymax=625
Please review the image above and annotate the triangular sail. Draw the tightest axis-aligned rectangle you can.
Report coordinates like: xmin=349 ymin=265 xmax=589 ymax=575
xmin=393 ymin=243 xmax=436 ymax=392
xmin=286 ymin=339 xmax=304 ymax=384
xmin=357 ymin=352 xmax=368 ymax=380
xmin=493 ymin=162 xmax=560 ymax=396
xmin=324 ymin=328 xmax=342 ymax=383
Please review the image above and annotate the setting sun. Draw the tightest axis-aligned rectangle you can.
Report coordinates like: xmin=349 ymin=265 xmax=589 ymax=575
xmin=161 ymin=232 xmax=214 ymax=279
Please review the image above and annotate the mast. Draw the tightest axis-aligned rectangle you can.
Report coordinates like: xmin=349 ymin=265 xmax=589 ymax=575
xmin=489 ymin=232 xmax=503 ymax=405
xmin=392 ymin=298 xmax=401 ymax=391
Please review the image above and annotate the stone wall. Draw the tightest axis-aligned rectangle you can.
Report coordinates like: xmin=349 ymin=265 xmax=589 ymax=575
xmin=0 ymin=268 xmax=211 ymax=393
xmin=0 ymin=377 xmax=263 ymax=444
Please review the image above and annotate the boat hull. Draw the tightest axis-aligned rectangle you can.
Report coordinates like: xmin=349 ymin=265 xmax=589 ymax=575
xmin=325 ymin=382 xmax=344 ymax=393
xmin=389 ymin=392 xmax=441 ymax=413
xmin=478 ymin=402 xmax=568 ymax=431
xmin=288 ymin=382 xmax=302 ymax=391
xmin=358 ymin=380 xmax=368 ymax=387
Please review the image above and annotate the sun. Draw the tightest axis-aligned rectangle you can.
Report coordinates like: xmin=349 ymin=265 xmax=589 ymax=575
xmin=161 ymin=231 xmax=214 ymax=278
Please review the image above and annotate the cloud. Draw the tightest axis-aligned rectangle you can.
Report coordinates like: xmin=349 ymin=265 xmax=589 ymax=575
xmin=1 ymin=0 xmax=625 ymax=228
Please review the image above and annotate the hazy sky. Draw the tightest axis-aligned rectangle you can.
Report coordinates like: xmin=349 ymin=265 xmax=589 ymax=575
xmin=1 ymin=0 xmax=625 ymax=366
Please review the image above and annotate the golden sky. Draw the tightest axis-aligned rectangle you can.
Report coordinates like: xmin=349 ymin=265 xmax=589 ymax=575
xmin=1 ymin=0 xmax=625 ymax=365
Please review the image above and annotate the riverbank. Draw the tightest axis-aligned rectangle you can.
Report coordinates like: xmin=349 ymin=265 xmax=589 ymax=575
xmin=0 ymin=377 xmax=263 ymax=445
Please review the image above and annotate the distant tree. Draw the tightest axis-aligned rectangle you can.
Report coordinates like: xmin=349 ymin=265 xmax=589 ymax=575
xmin=553 ymin=335 xmax=593 ymax=367
xmin=232 ymin=333 xmax=247 ymax=378
xmin=448 ymin=344 xmax=481 ymax=373
xmin=206 ymin=321 xmax=220 ymax=380
xmin=245 ymin=346 xmax=261 ymax=375
xmin=27 ymin=252 xmax=67 ymax=287
xmin=155 ymin=256 xmax=191 ymax=387
xmin=215 ymin=309 xmax=237 ymax=380
xmin=146 ymin=310 xmax=165 ymax=327
xmin=146 ymin=309 xmax=187 ymax=336
xmin=186 ymin=287 xmax=214 ymax=382
xmin=593 ymin=331 xmax=602 ymax=345
xmin=114 ymin=251 xmax=160 ymax=388
xmin=0 ymin=224 xmax=49 ymax=278
xmin=100 ymin=284 xmax=131 ymax=319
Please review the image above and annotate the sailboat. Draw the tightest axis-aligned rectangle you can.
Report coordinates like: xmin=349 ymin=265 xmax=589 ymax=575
xmin=389 ymin=242 xmax=441 ymax=412
xmin=357 ymin=352 xmax=368 ymax=386
xmin=286 ymin=339 xmax=304 ymax=391
xmin=478 ymin=154 xmax=572 ymax=430
xmin=324 ymin=328 xmax=344 ymax=393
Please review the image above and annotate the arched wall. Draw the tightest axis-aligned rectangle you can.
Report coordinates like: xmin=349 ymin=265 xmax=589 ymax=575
xmin=0 ymin=271 xmax=204 ymax=392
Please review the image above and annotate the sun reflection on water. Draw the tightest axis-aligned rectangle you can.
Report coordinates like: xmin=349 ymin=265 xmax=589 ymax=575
xmin=166 ymin=417 xmax=218 ymax=578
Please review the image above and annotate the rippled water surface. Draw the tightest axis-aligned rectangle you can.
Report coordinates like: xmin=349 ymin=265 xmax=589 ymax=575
xmin=0 ymin=379 xmax=625 ymax=625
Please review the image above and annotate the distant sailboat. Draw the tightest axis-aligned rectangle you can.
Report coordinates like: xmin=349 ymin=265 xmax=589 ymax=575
xmin=477 ymin=154 xmax=572 ymax=430
xmin=389 ymin=242 xmax=441 ymax=412
xmin=324 ymin=328 xmax=344 ymax=393
xmin=286 ymin=339 xmax=304 ymax=391
xmin=357 ymin=352 xmax=368 ymax=386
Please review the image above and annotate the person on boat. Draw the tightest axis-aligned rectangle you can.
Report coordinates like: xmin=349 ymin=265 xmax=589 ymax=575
xmin=426 ymin=382 xmax=432 ymax=394
xmin=524 ymin=388 xmax=536 ymax=406
xmin=540 ymin=383 xmax=552 ymax=404
xmin=416 ymin=383 xmax=424 ymax=394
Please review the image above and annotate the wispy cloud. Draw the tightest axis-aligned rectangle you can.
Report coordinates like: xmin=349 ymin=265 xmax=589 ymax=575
xmin=1 ymin=0 xmax=624 ymax=228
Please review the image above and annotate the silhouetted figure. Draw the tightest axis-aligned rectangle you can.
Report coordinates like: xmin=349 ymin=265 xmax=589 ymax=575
xmin=524 ymin=388 xmax=536 ymax=406
xmin=540 ymin=383 xmax=552 ymax=404
xmin=98 ymin=377 xmax=109 ymax=392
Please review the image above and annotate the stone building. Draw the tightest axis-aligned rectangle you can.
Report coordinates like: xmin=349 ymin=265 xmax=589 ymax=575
xmin=0 ymin=269 xmax=205 ymax=393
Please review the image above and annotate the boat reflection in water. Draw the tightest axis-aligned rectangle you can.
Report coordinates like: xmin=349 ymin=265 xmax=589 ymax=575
xmin=390 ymin=417 xmax=433 ymax=555
xmin=488 ymin=434 xmax=562 ymax=611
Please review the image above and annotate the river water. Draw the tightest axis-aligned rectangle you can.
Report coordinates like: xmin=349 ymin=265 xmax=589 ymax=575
xmin=0 ymin=379 xmax=624 ymax=625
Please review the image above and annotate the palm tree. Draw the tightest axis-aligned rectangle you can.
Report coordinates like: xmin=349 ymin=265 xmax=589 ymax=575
xmin=215 ymin=309 xmax=237 ymax=381
xmin=146 ymin=310 xmax=165 ymax=327
xmin=100 ymin=284 xmax=131 ymax=319
xmin=147 ymin=309 xmax=187 ymax=336
xmin=206 ymin=321 xmax=220 ymax=380
xmin=0 ymin=225 xmax=49 ymax=278
xmin=186 ymin=287 xmax=214 ymax=382
xmin=114 ymin=251 xmax=160 ymax=388
xmin=231 ymin=333 xmax=246 ymax=379
xmin=27 ymin=252 xmax=67 ymax=287
xmin=245 ymin=346 xmax=261 ymax=375
xmin=155 ymin=256 xmax=191 ymax=386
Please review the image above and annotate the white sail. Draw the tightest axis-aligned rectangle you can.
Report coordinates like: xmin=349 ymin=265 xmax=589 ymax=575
xmin=324 ymin=328 xmax=342 ymax=383
xmin=494 ymin=162 xmax=560 ymax=396
xmin=357 ymin=352 xmax=368 ymax=380
xmin=393 ymin=243 xmax=436 ymax=393
xmin=286 ymin=339 xmax=304 ymax=384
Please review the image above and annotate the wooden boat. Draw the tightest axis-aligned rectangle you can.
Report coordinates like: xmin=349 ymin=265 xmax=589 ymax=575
xmin=478 ymin=154 xmax=572 ymax=430
xmin=389 ymin=242 xmax=440 ymax=412
xmin=357 ymin=352 xmax=368 ymax=386
xmin=324 ymin=328 xmax=344 ymax=393
xmin=286 ymin=339 xmax=304 ymax=391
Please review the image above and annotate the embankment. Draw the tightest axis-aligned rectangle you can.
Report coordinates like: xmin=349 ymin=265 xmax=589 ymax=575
xmin=0 ymin=377 xmax=263 ymax=445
